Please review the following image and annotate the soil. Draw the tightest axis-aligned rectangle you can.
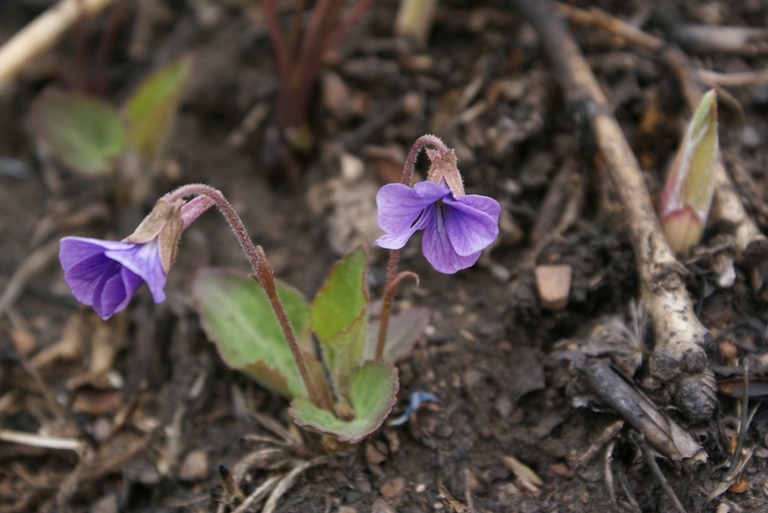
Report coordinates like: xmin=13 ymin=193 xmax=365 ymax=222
xmin=2 ymin=1 xmax=768 ymax=512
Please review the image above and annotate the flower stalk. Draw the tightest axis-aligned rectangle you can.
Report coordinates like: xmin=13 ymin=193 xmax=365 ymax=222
xmin=373 ymin=135 xmax=500 ymax=360
xmin=375 ymin=135 xmax=449 ymax=361
xmin=164 ymin=184 xmax=330 ymax=410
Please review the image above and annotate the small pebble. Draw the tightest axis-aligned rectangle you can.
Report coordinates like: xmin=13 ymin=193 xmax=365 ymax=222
xmin=535 ymin=265 xmax=572 ymax=310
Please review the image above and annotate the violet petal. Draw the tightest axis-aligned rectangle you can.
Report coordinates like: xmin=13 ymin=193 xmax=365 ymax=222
xmin=443 ymin=197 xmax=500 ymax=257
xmin=376 ymin=181 xmax=447 ymax=236
xmin=421 ymin=204 xmax=482 ymax=273
xmin=106 ymin=238 xmax=167 ymax=303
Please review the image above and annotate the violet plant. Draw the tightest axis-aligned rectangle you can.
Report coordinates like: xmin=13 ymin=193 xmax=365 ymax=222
xmin=58 ymin=135 xmax=499 ymax=444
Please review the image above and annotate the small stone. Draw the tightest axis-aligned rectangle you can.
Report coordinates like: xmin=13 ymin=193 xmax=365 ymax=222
xmin=178 ymin=450 xmax=209 ymax=481
xmin=371 ymin=499 xmax=395 ymax=513
xmin=338 ymin=506 xmax=358 ymax=513
xmin=550 ymin=462 xmax=571 ymax=478
xmin=379 ymin=476 xmax=406 ymax=503
xmin=535 ymin=265 xmax=572 ymax=310
xmin=90 ymin=494 xmax=118 ymax=513
xmin=718 ymin=340 xmax=738 ymax=363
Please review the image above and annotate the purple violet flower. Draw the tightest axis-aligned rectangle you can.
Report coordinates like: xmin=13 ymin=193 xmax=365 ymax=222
xmin=375 ymin=181 xmax=500 ymax=274
xmin=59 ymin=195 xmax=214 ymax=320
xmin=59 ymin=237 xmax=167 ymax=320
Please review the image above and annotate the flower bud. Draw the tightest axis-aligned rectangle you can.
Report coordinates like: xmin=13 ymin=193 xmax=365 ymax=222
xmin=658 ymin=89 xmax=719 ymax=253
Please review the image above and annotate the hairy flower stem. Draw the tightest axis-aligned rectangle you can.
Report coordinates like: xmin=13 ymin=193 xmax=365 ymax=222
xmin=375 ymin=135 xmax=448 ymax=361
xmin=165 ymin=184 xmax=330 ymax=410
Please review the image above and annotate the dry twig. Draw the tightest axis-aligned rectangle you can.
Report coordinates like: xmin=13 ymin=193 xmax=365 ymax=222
xmin=558 ymin=2 xmax=768 ymax=263
xmin=631 ymin=431 xmax=689 ymax=513
xmin=511 ymin=0 xmax=717 ymax=421
xmin=0 ymin=0 xmax=117 ymax=91
xmin=580 ymin=360 xmax=705 ymax=465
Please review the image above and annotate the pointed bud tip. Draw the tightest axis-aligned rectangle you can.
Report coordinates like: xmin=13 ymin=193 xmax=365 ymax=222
xmin=661 ymin=208 xmax=704 ymax=254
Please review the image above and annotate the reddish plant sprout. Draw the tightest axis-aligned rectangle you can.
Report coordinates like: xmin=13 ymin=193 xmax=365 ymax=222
xmin=262 ymin=0 xmax=373 ymax=144
xmin=658 ymin=89 xmax=719 ymax=253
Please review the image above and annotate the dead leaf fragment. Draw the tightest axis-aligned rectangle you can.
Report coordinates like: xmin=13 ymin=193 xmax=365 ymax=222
xmin=503 ymin=455 xmax=543 ymax=486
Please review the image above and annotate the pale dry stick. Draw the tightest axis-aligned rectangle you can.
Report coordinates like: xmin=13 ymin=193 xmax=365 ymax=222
xmin=557 ymin=1 xmax=768 ymax=88
xmin=632 ymin=431 xmax=689 ymax=513
xmin=573 ymin=419 xmax=624 ymax=468
xmin=0 ymin=430 xmax=81 ymax=451
xmin=604 ymin=440 xmax=618 ymax=509
xmin=554 ymin=2 xmax=664 ymax=52
xmin=617 ymin=470 xmax=643 ymax=513
xmin=261 ymin=456 xmax=330 ymax=513
xmin=698 ymin=68 xmax=768 ymax=87
xmin=580 ymin=360 xmax=705 ymax=464
xmin=0 ymin=0 xmax=117 ymax=91
xmin=230 ymin=475 xmax=282 ymax=513
xmin=558 ymin=2 xmax=768 ymax=263
xmin=0 ymin=240 xmax=61 ymax=317
xmin=511 ymin=0 xmax=716 ymax=421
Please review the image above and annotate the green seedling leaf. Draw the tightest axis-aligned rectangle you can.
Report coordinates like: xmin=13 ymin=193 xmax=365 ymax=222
xmin=192 ymin=268 xmax=315 ymax=399
xmin=123 ymin=56 xmax=192 ymax=165
xmin=289 ymin=361 xmax=399 ymax=444
xmin=365 ymin=306 xmax=430 ymax=363
xmin=31 ymin=90 xmax=125 ymax=175
xmin=311 ymin=247 xmax=369 ymax=398
xmin=659 ymin=89 xmax=719 ymax=253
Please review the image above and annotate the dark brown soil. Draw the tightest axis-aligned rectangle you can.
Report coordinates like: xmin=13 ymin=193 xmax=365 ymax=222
xmin=2 ymin=1 xmax=768 ymax=512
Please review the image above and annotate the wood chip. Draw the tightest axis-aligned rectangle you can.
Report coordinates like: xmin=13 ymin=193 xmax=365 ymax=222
xmin=535 ymin=264 xmax=572 ymax=310
xmin=178 ymin=450 xmax=209 ymax=481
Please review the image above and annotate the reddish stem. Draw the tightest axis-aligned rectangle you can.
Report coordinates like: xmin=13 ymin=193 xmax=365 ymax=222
xmin=374 ymin=135 xmax=449 ymax=361
xmin=166 ymin=184 xmax=329 ymax=410
xmin=262 ymin=0 xmax=291 ymax=85
xmin=323 ymin=0 xmax=375 ymax=52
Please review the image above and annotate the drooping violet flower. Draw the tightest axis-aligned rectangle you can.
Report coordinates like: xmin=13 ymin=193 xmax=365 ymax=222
xmin=59 ymin=195 xmax=213 ymax=320
xmin=59 ymin=237 xmax=166 ymax=320
xmin=375 ymin=180 xmax=500 ymax=274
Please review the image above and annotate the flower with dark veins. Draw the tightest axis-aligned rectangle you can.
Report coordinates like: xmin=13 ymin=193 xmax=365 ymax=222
xmin=59 ymin=237 xmax=166 ymax=320
xmin=375 ymin=180 xmax=500 ymax=273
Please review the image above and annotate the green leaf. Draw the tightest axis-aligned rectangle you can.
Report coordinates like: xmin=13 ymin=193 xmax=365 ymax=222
xmin=311 ymin=247 xmax=369 ymax=397
xmin=289 ymin=361 xmax=399 ymax=443
xmin=365 ymin=306 xmax=430 ymax=363
xmin=191 ymin=268 xmax=315 ymax=399
xmin=31 ymin=90 xmax=125 ymax=175
xmin=123 ymin=56 xmax=192 ymax=165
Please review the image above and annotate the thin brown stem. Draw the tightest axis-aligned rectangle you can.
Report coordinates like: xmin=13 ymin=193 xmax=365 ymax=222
xmin=374 ymin=250 xmax=400 ymax=362
xmin=262 ymin=0 xmax=290 ymax=85
xmin=253 ymin=246 xmax=330 ymax=411
xmin=374 ymin=135 xmax=449 ymax=361
xmin=165 ymin=184 xmax=329 ymax=410
xmin=324 ymin=0 xmax=375 ymax=52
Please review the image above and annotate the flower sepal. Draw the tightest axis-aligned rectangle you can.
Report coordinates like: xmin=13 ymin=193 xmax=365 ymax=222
xmin=124 ymin=197 xmax=185 ymax=275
